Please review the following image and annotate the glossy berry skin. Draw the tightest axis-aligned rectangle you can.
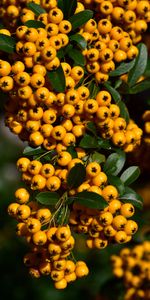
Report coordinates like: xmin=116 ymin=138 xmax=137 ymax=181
xmin=15 ymin=188 xmax=30 ymax=204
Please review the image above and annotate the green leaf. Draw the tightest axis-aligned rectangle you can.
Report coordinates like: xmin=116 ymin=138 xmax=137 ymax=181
xmin=0 ymin=23 xmax=4 ymax=29
xmin=91 ymin=152 xmax=106 ymax=164
xmin=70 ymin=33 xmax=87 ymax=49
xmin=38 ymin=150 xmax=56 ymax=162
xmin=97 ymin=138 xmax=112 ymax=150
xmin=104 ymin=82 xmax=121 ymax=104
xmin=68 ymin=48 xmax=85 ymax=66
xmin=56 ymin=205 xmax=66 ymax=225
xmin=23 ymin=146 xmax=46 ymax=156
xmin=0 ymin=34 xmax=16 ymax=53
xmin=56 ymin=205 xmax=70 ymax=225
xmin=118 ymin=100 xmax=130 ymax=123
xmin=79 ymin=134 xmax=99 ymax=149
xmin=130 ymin=79 xmax=150 ymax=94
xmin=119 ymin=187 xmax=143 ymax=210
xmin=113 ymin=149 xmax=126 ymax=176
xmin=144 ymin=57 xmax=150 ymax=77
xmin=27 ymin=2 xmax=46 ymax=15
xmin=57 ymin=48 xmax=64 ymax=59
xmin=35 ymin=191 xmax=60 ymax=205
xmin=107 ymin=175 xmax=125 ymax=196
xmin=109 ymin=59 xmax=136 ymax=77
xmin=128 ymin=43 xmax=148 ymax=87
xmin=114 ymin=79 xmax=123 ymax=89
xmin=120 ymin=166 xmax=140 ymax=186
xmin=69 ymin=10 xmax=93 ymax=31
xmin=67 ymin=163 xmax=86 ymax=188
xmin=69 ymin=191 xmax=108 ymax=209
xmin=103 ymin=151 xmax=125 ymax=176
xmin=58 ymin=0 xmax=77 ymax=18
xmin=104 ymin=82 xmax=130 ymax=123
xmin=86 ymin=122 xmax=97 ymax=136
xmin=103 ymin=153 xmax=119 ymax=175
xmin=89 ymin=81 xmax=100 ymax=98
xmin=47 ymin=65 xmax=66 ymax=93
xmin=25 ymin=20 xmax=45 ymax=28
xmin=67 ymin=146 xmax=77 ymax=158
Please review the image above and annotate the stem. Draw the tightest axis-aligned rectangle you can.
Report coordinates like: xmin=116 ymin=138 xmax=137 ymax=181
xmin=47 ymin=191 xmax=68 ymax=228
xmin=61 ymin=204 xmax=68 ymax=226
xmin=36 ymin=149 xmax=55 ymax=161
xmin=70 ymin=251 xmax=77 ymax=263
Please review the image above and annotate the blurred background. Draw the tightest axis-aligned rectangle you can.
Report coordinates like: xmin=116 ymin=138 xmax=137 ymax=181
xmin=0 ymin=36 xmax=150 ymax=300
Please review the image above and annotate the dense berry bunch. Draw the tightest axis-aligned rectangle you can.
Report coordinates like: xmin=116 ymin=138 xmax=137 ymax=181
xmin=3 ymin=80 xmax=142 ymax=151
xmin=0 ymin=1 xmax=144 ymax=151
xmin=79 ymin=0 xmax=150 ymax=44
xmin=70 ymin=199 xmax=138 ymax=247
xmin=80 ymin=18 xmax=139 ymax=83
xmin=7 ymin=191 xmax=89 ymax=288
xmin=2 ymin=0 xmax=147 ymax=291
xmin=142 ymin=110 xmax=150 ymax=145
xmin=111 ymin=241 xmax=150 ymax=299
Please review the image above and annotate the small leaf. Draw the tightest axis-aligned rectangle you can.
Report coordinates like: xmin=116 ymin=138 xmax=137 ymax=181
xmin=67 ymin=146 xmax=78 ymax=158
xmin=56 ymin=205 xmax=70 ymax=225
xmin=27 ymin=2 xmax=46 ymax=15
xmin=86 ymin=122 xmax=97 ymax=136
xmin=58 ymin=0 xmax=77 ymax=18
xmin=107 ymin=175 xmax=125 ymax=196
xmin=119 ymin=187 xmax=143 ymax=210
xmin=104 ymin=82 xmax=121 ymax=104
xmin=39 ymin=150 xmax=56 ymax=163
xmin=117 ymin=100 xmax=130 ymax=123
xmin=104 ymin=82 xmax=130 ymax=123
xmin=113 ymin=149 xmax=126 ymax=176
xmin=120 ymin=166 xmax=140 ymax=186
xmin=91 ymin=152 xmax=106 ymax=164
xmin=70 ymin=34 xmax=87 ymax=49
xmin=69 ymin=10 xmax=93 ymax=31
xmin=109 ymin=59 xmax=136 ymax=77
xmin=68 ymin=48 xmax=85 ymax=66
xmin=47 ymin=65 xmax=66 ymax=92
xmin=130 ymin=79 xmax=150 ymax=94
xmin=79 ymin=134 xmax=99 ymax=149
xmin=25 ymin=20 xmax=45 ymax=28
xmin=69 ymin=191 xmax=108 ymax=209
xmin=57 ymin=48 xmax=64 ymax=59
xmin=23 ymin=146 xmax=46 ymax=156
xmin=89 ymin=81 xmax=100 ymax=98
xmin=103 ymin=153 xmax=119 ymax=175
xmin=36 ymin=191 xmax=60 ymax=205
xmin=128 ymin=43 xmax=148 ymax=87
xmin=67 ymin=163 xmax=86 ymax=188
xmin=0 ymin=34 xmax=16 ymax=53
xmin=114 ymin=79 xmax=122 ymax=89
xmin=144 ymin=57 xmax=150 ymax=77
xmin=97 ymin=138 xmax=112 ymax=150
xmin=56 ymin=205 xmax=66 ymax=225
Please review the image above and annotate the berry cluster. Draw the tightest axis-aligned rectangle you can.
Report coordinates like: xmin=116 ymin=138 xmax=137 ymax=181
xmin=142 ymin=110 xmax=150 ymax=145
xmin=2 ymin=0 xmax=147 ymax=291
xmin=0 ymin=1 xmax=144 ymax=152
xmin=80 ymin=0 xmax=150 ymax=44
xmin=111 ymin=241 xmax=150 ymax=299
xmin=15 ymin=156 xmax=138 ymax=245
xmin=81 ymin=19 xmax=139 ymax=83
xmin=3 ymin=78 xmax=142 ymax=151
xmin=70 ymin=198 xmax=138 ymax=247
xmin=7 ymin=192 xmax=89 ymax=289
